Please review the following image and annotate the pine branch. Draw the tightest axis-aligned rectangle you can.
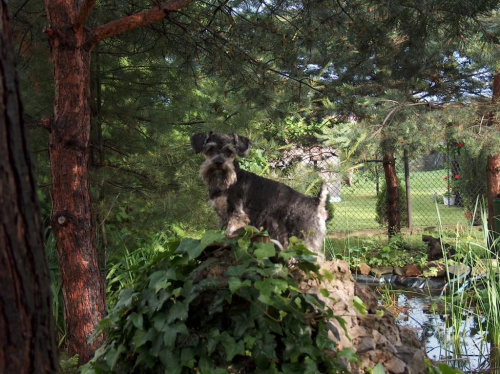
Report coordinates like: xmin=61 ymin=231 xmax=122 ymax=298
xmin=92 ymin=0 xmax=192 ymax=44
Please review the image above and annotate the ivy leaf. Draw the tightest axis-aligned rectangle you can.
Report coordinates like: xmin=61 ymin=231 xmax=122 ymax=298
xmin=337 ymin=347 xmax=359 ymax=363
xmin=228 ymin=277 xmax=241 ymax=293
xmin=129 ymin=312 xmax=143 ymax=329
xmin=254 ymin=279 xmax=274 ymax=305
xmin=166 ymin=301 xmax=189 ymax=323
xmin=315 ymin=322 xmax=335 ymax=350
xmin=104 ymin=343 xmax=125 ymax=370
xmin=132 ymin=328 xmax=155 ymax=349
xmin=200 ymin=230 xmax=225 ymax=249
xmin=334 ymin=315 xmax=350 ymax=337
xmin=254 ymin=242 xmax=276 ymax=260
xmin=373 ymin=363 xmax=386 ymax=374
xmin=227 ymin=277 xmax=252 ymax=294
xmin=115 ymin=288 xmax=135 ymax=309
xmin=207 ymin=328 xmax=220 ymax=355
xmin=152 ymin=312 xmax=168 ymax=332
xmin=352 ymin=295 xmax=368 ymax=316
xmin=163 ymin=322 xmax=188 ymax=348
xmin=320 ymin=269 xmax=335 ymax=281
xmin=220 ymin=333 xmax=245 ymax=360
xmin=149 ymin=271 xmax=171 ymax=293
xmin=175 ymin=238 xmax=203 ymax=260
xmin=161 ymin=350 xmax=181 ymax=374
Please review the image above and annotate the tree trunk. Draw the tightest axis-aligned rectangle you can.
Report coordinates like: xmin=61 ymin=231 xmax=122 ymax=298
xmin=44 ymin=10 xmax=106 ymax=362
xmin=488 ymin=73 xmax=500 ymax=235
xmin=43 ymin=0 xmax=192 ymax=363
xmin=403 ymin=149 xmax=412 ymax=230
xmin=383 ymin=153 xmax=400 ymax=237
xmin=0 ymin=1 xmax=59 ymax=371
xmin=486 ymin=155 xmax=500 ymax=233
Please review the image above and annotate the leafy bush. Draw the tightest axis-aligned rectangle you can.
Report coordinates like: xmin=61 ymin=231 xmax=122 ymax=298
xmin=84 ymin=230 xmax=350 ymax=373
xmin=375 ymin=177 xmax=408 ymax=227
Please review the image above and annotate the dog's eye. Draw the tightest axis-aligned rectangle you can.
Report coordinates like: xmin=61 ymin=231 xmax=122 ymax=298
xmin=204 ymin=145 xmax=215 ymax=155
xmin=224 ymin=148 xmax=235 ymax=157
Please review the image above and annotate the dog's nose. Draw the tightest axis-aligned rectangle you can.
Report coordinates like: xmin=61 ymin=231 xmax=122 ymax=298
xmin=214 ymin=158 xmax=224 ymax=167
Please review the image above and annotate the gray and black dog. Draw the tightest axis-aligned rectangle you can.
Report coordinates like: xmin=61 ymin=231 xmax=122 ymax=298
xmin=191 ymin=131 xmax=329 ymax=257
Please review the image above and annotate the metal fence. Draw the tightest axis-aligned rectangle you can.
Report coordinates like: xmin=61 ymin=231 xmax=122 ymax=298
xmin=271 ymin=144 xmax=487 ymax=233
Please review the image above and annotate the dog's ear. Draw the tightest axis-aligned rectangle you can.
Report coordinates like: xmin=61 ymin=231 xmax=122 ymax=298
xmin=232 ymin=134 xmax=251 ymax=157
xmin=191 ymin=132 xmax=211 ymax=154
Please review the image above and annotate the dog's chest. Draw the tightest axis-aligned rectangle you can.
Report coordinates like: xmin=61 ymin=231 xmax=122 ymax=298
xmin=210 ymin=194 xmax=228 ymax=220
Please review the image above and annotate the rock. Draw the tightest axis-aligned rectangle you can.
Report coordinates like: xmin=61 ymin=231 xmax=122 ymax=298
xmin=422 ymin=261 xmax=446 ymax=277
xmin=384 ymin=355 xmax=407 ymax=374
xmin=399 ymin=326 xmax=422 ymax=349
xmin=354 ymin=283 xmax=378 ymax=312
xmin=358 ymin=262 xmax=371 ymax=275
xmin=396 ymin=345 xmax=426 ymax=374
xmin=356 ymin=337 xmax=376 ymax=353
xmin=471 ymin=259 xmax=498 ymax=276
xmin=371 ymin=266 xmax=394 ymax=278
xmin=404 ymin=264 xmax=422 ymax=277
xmin=394 ymin=266 xmax=405 ymax=276
xmin=448 ymin=263 xmax=470 ymax=277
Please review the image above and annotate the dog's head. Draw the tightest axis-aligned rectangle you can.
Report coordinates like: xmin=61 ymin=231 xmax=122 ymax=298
xmin=191 ymin=131 xmax=251 ymax=190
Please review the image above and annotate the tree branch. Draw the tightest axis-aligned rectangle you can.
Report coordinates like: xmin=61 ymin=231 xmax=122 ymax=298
xmin=75 ymin=0 xmax=96 ymax=30
xmin=92 ymin=0 xmax=192 ymax=44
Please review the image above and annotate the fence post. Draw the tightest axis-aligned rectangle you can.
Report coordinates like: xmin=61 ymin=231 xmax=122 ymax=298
xmin=404 ymin=149 xmax=412 ymax=230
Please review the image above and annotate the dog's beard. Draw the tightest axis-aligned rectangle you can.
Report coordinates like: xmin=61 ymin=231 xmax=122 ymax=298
xmin=200 ymin=160 xmax=237 ymax=191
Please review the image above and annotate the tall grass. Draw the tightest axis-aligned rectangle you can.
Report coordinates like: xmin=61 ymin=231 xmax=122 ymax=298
xmin=435 ymin=201 xmax=500 ymax=370
xmin=45 ymin=230 xmax=67 ymax=347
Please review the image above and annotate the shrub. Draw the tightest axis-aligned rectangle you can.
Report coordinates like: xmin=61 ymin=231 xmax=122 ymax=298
xmin=84 ymin=230 xmax=350 ymax=373
xmin=456 ymin=147 xmax=487 ymax=223
xmin=375 ymin=178 xmax=408 ymax=227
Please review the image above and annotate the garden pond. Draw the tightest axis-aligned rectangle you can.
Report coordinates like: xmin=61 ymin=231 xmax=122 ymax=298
xmin=357 ymin=275 xmax=500 ymax=373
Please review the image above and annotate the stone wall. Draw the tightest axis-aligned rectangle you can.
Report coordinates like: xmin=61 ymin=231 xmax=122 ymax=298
xmin=296 ymin=260 xmax=426 ymax=374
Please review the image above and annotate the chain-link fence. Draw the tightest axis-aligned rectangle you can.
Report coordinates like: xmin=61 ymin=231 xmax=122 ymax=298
xmin=270 ymin=144 xmax=488 ymax=233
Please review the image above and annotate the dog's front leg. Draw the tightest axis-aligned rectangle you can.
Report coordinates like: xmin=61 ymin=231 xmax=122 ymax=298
xmin=225 ymin=201 xmax=251 ymax=237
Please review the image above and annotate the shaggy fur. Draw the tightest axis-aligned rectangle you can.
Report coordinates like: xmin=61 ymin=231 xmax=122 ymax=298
xmin=191 ymin=131 xmax=329 ymax=257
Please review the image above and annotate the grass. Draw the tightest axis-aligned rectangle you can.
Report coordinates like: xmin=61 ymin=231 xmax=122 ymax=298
xmin=329 ymin=169 xmax=471 ymax=232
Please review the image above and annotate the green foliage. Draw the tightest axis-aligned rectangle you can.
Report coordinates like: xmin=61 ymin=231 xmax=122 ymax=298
xmin=375 ymin=177 xmax=408 ymax=227
xmin=60 ymin=354 xmax=80 ymax=374
xmin=238 ymin=148 xmax=271 ymax=176
xmin=330 ymin=235 xmax=427 ymax=269
xmin=84 ymin=231 xmax=349 ymax=373
xmin=261 ymin=116 xmax=330 ymax=144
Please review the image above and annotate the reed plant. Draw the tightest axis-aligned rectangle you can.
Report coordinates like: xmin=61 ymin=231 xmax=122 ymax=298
xmin=435 ymin=200 xmax=500 ymax=370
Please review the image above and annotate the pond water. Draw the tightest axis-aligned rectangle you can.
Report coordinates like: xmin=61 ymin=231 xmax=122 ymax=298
xmin=390 ymin=290 xmax=494 ymax=373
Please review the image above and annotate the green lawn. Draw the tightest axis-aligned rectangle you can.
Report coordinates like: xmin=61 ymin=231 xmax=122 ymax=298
xmin=329 ymin=169 xmax=471 ymax=232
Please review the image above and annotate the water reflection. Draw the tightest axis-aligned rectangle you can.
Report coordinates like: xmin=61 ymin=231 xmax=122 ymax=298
xmin=388 ymin=290 xmax=492 ymax=372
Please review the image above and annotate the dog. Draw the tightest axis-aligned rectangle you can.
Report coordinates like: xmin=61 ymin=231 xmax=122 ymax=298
xmin=191 ymin=131 xmax=329 ymax=258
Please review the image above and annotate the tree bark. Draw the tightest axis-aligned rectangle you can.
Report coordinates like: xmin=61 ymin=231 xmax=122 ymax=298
xmin=488 ymin=73 xmax=500 ymax=234
xmin=0 ymin=1 xmax=59 ymax=371
xmin=383 ymin=153 xmax=400 ymax=237
xmin=45 ymin=22 xmax=107 ymax=362
xmin=43 ymin=0 xmax=192 ymax=363
xmin=486 ymin=155 xmax=500 ymax=233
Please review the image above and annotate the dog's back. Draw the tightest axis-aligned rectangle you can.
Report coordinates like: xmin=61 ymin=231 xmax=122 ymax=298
xmin=228 ymin=168 xmax=329 ymax=253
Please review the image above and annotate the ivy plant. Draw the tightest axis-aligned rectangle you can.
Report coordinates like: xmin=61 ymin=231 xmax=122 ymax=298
xmin=83 ymin=229 xmax=352 ymax=373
